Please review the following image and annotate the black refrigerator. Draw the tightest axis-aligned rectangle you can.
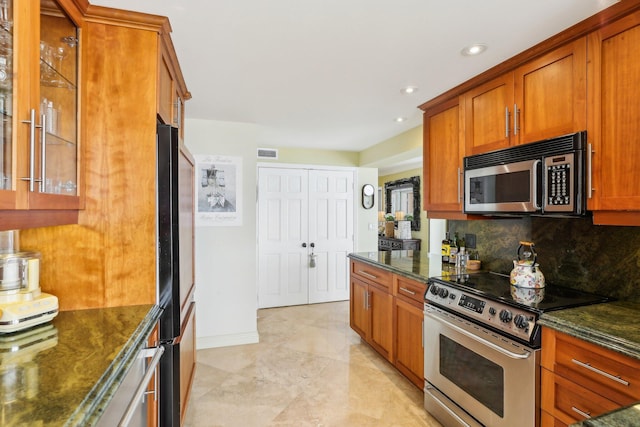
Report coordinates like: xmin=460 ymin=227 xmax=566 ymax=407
xmin=156 ymin=123 xmax=194 ymax=427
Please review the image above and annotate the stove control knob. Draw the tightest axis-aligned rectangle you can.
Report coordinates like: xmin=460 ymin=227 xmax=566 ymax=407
xmin=438 ymin=288 xmax=449 ymax=299
xmin=429 ymin=285 xmax=439 ymax=296
xmin=499 ymin=309 xmax=513 ymax=323
xmin=488 ymin=307 xmax=496 ymax=316
xmin=514 ymin=314 xmax=529 ymax=329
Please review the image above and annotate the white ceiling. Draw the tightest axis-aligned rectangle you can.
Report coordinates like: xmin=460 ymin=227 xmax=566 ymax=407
xmin=91 ymin=0 xmax=618 ymax=153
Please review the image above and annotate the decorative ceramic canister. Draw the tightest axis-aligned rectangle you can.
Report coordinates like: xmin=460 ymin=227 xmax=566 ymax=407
xmin=510 ymin=241 xmax=546 ymax=288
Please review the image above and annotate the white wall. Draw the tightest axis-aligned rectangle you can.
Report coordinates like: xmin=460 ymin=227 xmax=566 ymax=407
xmin=185 ymin=118 xmax=259 ymax=349
xmin=186 ymin=119 xmax=380 ymax=349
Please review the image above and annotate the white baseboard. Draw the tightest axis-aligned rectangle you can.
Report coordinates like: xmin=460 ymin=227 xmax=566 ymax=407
xmin=196 ymin=331 xmax=260 ymax=350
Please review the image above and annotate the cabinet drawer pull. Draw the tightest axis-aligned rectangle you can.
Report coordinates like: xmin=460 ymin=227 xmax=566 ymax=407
xmin=571 ymin=358 xmax=630 ymax=386
xmin=358 ymin=270 xmax=378 ymax=280
xmin=571 ymin=406 xmax=591 ymax=419
xmin=399 ymin=287 xmax=416 ymax=296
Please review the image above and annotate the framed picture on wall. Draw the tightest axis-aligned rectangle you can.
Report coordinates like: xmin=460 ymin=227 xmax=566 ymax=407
xmin=195 ymin=154 xmax=243 ymax=226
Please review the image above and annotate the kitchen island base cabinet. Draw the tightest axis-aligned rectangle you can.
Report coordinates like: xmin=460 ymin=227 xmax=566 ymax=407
xmin=540 ymin=327 xmax=640 ymax=426
xmin=350 ymin=275 xmax=394 ymax=362
xmin=349 ymin=259 xmax=426 ymax=389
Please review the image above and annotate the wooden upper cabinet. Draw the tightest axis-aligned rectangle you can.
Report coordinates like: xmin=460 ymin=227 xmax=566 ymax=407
xmin=0 ymin=0 xmax=85 ymax=230
xmin=514 ymin=37 xmax=587 ymax=144
xmin=463 ymin=73 xmax=514 ymax=155
xmin=423 ymin=97 xmax=468 ymax=218
xmin=587 ymin=10 xmax=640 ymax=225
xmin=464 ymin=37 xmax=587 ymax=156
xmin=158 ymin=34 xmax=189 ymax=141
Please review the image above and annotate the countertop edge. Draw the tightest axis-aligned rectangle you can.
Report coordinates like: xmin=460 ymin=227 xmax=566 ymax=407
xmin=539 ymin=311 xmax=640 ymax=361
xmin=347 ymin=252 xmax=429 ymax=284
xmin=65 ymin=304 xmax=163 ymax=427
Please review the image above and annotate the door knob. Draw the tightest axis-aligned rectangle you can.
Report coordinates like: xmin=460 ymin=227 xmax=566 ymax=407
xmin=302 ymin=243 xmax=307 ymax=248
xmin=310 ymin=243 xmax=315 ymax=248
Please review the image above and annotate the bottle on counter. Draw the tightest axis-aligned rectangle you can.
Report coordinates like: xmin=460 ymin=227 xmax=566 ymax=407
xmin=441 ymin=232 xmax=450 ymax=263
xmin=449 ymin=232 xmax=458 ymax=265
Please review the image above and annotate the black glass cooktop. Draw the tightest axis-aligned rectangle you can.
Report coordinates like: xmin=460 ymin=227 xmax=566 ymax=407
xmin=430 ymin=271 xmax=612 ymax=312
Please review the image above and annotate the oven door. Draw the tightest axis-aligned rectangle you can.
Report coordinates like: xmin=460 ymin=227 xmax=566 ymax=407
xmin=423 ymin=305 xmax=540 ymax=427
xmin=464 ymin=159 xmax=541 ymax=214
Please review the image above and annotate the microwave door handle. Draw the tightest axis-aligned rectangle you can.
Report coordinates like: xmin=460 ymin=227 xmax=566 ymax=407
xmin=533 ymin=159 xmax=542 ymax=211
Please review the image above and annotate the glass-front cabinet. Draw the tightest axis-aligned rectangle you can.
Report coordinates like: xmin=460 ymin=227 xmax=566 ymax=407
xmin=0 ymin=0 xmax=81 ymax=211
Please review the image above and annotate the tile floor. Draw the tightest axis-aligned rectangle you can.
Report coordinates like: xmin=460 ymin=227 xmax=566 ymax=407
xmin=183 ymin=301 xmax=443 ymax=427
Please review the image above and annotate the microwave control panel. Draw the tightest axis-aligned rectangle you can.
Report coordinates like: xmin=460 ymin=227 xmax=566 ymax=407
xmin=544 ymin=153 xmax=574 ymax=212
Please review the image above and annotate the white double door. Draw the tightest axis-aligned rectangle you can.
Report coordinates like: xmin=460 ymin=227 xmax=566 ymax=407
xmin=258 ymin=167 xmax=354 ymax=308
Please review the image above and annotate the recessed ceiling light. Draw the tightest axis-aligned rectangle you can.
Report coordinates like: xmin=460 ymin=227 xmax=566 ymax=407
xmin=400 ymin=86 xmax=418 ymax=95
xmin=395 ymin=117 xmax=406 ymax=123
xmin=461 ymin=43 xmax=488 ymax=56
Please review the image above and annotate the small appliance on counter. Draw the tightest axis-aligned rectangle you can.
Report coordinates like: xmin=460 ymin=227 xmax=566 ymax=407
xmin=0 ymin=231 xmax=58 ymax=334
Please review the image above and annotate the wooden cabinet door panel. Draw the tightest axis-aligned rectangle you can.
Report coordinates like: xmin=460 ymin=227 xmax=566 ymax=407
xmin=423 ymin=98 xmax=463 ymax=213
xmin=350 ymin=277 xmax=369 ymax=339
xmin=541 ymin=368 xmax=619 ymax=426
xmin=369 ymin=284 xmax=394 ymax=362
xmin=553 ymin=332 xmax=640 ymax=405
xmin=394 ymin=298 xmax=424 ymax=388
xmin=179 ymin=302 xmax=196 ymax=425
xmin=588 ymin=13 xmax=640 ymax=213
xmin=464 ymin=73 xmax=514 ymax=154
xmin=515 ymin=37 xmax=587 ymax=144
xmin=351 ymin=260 xmax=392 ymax=290
xmin=394 ymin=275 xmax=426 ymax=305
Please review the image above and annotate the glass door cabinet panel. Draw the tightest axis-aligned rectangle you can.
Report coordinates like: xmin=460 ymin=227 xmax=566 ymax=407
xmin=39 ymin=0 xmax=78 ymax=198
xmin=0 ymin=0 xmax=12 ymax=193
xmin=0 ymin=0 xmax=80 ymax=212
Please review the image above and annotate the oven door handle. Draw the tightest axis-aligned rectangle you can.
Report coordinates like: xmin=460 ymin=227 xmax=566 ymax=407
xmin=425 ymin=310 xmax=532 ymax=360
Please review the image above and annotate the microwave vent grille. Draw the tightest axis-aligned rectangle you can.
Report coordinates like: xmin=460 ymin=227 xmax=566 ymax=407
xmin=465 ymin=131 xmax=586 ymax=169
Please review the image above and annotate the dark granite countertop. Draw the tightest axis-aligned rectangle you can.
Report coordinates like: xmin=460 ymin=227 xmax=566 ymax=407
xmin=0 ymin=304 xmax=161 ymax=427
xmin=348 ymin=250 xmax=445 ymax=283
xmin=539 ymin=301 xmax=640 ymax=426
xmin=539 ymin=300 xmax=640 ymax=361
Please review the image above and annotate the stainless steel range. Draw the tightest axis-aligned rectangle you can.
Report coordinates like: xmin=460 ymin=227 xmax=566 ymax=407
xmin=423 ymin=272 xmax=610 ymax=427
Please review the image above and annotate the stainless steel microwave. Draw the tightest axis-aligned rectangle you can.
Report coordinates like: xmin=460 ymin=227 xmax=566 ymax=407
xmin=463 ymin=131 xmax=587 ymax=216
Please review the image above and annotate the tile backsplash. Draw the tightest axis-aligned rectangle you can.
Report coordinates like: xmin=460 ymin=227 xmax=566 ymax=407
xmin=449 ymin=216 xmax=640 ymax=301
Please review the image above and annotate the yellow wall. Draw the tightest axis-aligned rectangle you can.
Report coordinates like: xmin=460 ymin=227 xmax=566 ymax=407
xmin=259 ymin=147 xmax=359 ymax=166
xmin=359 ymin=125 xmax=422 ymax=168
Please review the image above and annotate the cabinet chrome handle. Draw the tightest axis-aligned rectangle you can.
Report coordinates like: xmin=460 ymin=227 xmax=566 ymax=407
xmin=358 ymin=270 xmax=378 ymax=280
xmin=118 ymin=345 xmax=165 ymax=427
xmin=513 ymin=103 xmax=519 ymax=136
xmin=571 ymin=406 xmax=591 ymax=419
xmin=505 ymin=106 xmax=509 ymax=138
xmin=20 ymin=109 xmax=42 ymax=191
xmin=587 ymin=143 xmax=593 ymax=199
xmin=571 ymin=358 xmax=630 ymax=386
xmin=40 ymin=114 xmax=47 ymax=193
xmin=399 ymin=287 xmax=416 ymax=296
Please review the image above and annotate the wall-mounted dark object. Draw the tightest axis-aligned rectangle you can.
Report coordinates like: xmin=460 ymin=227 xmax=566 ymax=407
xmin=362 ymin=184 xmax=375 ymax=209
xmin=384 ymin=176 xmax=421 ymax=231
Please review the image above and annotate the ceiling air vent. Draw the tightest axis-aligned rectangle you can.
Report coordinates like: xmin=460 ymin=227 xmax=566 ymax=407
xmin=257 ymin=148 xmax=278 ymax=160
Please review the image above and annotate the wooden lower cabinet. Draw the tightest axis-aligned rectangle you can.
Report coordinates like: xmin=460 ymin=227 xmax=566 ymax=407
xmin=349 ymin=259 xmax=426 ymax=389
xmin=179 ymin=302 xmax=197 ymax=425
xmin=394 ymin=297 xmax=424 ymax=388
xmin=349 ymin=275 xmax=394 ymax=362
xmin=541 ymin=327 xmax=640 ymax=426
